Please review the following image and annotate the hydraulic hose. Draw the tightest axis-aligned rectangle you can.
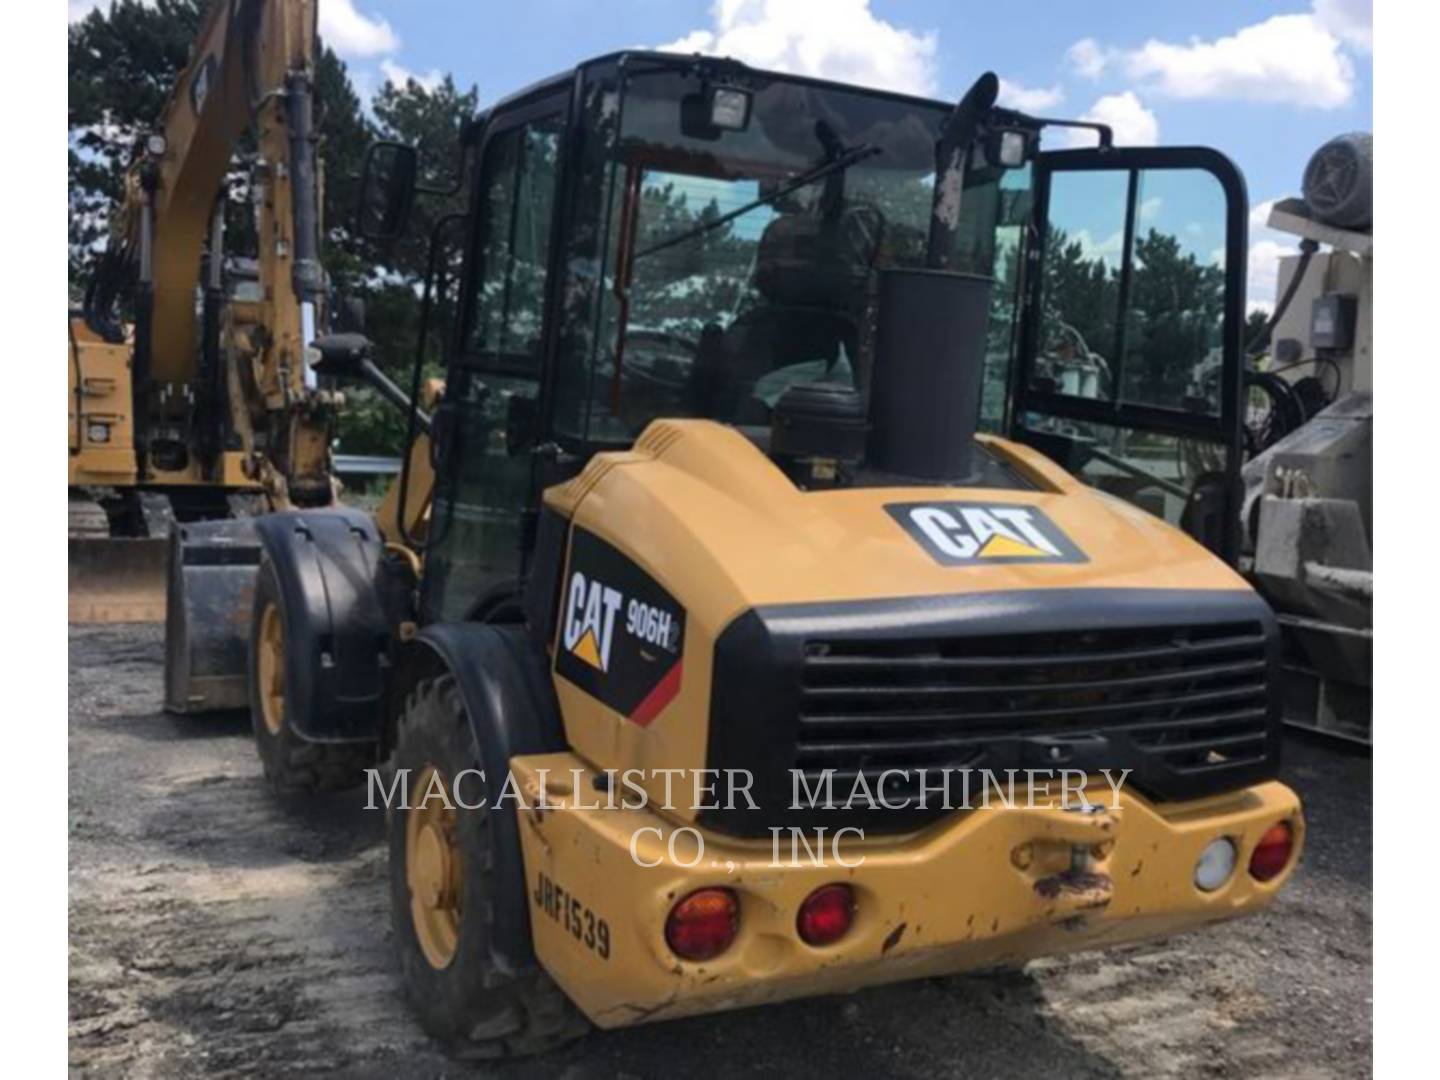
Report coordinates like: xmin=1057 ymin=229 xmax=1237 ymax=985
xmin=1247 ymin=238 xmax=1319 ymax=358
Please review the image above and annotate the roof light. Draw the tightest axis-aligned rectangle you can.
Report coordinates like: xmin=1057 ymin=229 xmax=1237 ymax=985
xmin=710 ymin=87 xmax=751 ymax=131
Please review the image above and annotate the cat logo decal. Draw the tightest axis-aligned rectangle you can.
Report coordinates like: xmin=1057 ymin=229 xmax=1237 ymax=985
xmin=887 ymin=502 xmax=1087 ymax=566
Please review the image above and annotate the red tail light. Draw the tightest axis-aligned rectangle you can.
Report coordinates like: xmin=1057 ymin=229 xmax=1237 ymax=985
xmin=665 ymin=888 xmax=739 ymax=961
xmin=797 ymin=883 xmax=856 ymax=946
xmin=1248 ymin=821 xmax=1295 ymax=882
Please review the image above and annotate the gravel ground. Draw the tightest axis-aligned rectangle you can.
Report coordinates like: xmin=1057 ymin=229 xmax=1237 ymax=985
xmin=69 ymin=623 xmax=1372 ymax=1078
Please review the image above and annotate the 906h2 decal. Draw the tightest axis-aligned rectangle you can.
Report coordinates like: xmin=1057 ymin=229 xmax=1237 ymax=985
xmin=555 ymin=527 xmax=686 ymax=727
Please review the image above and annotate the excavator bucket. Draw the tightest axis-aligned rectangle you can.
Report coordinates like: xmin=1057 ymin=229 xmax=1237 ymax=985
xmin=69 ymin=537 xmax=169 ymax=623
xmin=163 ymin=518 xmax=263 ymax=714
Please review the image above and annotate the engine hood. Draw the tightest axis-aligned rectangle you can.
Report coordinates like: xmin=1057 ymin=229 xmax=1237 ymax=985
xmin=546 ymin=419 xmax=1250 ymax=640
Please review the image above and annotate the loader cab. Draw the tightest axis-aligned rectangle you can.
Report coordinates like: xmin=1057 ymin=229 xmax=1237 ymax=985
xmin=404 ymin=53 xmax=1249 ymax=624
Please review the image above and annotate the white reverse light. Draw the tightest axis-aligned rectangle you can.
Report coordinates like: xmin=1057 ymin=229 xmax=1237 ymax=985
xmin=1194 ymin=836 xmax=1237 ymax=892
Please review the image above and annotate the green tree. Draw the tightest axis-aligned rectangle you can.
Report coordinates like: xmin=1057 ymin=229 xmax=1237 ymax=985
xmin=1033 ymin=224 xmax=1226 ymax=411
xmin=1124 ymin=229 xmax=1226 ymax=407
xmin=334 ymin=74 xmax=480 ymax=455
xmin=315 ymin=45 xmax=376 ymax=295
xmin=68 ymin=3 xmax=375 ymax=301
xmin=1041 ymin=226 xmax=1119 ymax=369
xmin=1245 ymin=308 xmax=1272 ymax=358
xmin=625 ymin=181 xmax=755 ymax=337
xmin=68 ymin=0 xmax=207 ymax=288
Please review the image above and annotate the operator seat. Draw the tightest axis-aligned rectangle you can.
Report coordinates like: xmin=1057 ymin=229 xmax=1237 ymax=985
xmin=701 ymin=208 xmax=878 ymax=424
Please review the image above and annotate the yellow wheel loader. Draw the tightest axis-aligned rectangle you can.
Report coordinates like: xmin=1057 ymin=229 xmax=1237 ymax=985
xmin=169 ymin=46 xmax=1303 ymax=1056
xmin=69 ymin=0 xmax=338 ymax=628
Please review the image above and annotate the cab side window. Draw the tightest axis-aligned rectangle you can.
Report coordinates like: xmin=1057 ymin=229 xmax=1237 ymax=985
xmin=425 ymin=109 xmax=565 ymax=622
xmin=468 ymin=118 xmax=563 ymax=370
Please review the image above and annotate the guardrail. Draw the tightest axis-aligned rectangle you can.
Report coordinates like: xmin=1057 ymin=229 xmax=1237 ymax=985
xmin=333 ymin=454 xmax=402 ymax=477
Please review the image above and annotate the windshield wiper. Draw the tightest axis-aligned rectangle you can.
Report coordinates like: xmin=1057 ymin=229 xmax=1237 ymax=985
xmin=634 ymin=141 xmax=882 ymax=261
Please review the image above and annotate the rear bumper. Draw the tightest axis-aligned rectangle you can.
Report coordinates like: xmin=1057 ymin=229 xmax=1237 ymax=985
xmin=510 ymin=754 xmax=1302 ymax=1028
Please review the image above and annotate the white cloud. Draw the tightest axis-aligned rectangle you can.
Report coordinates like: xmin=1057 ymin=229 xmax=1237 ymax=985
xmin=72 ymin=0 xmax=404 ymax=66
xmin=1247 ymin=238 xmax=1288 ymax=313
xmin=1065 ymin=37 xmax=1110 ymax=80
xmin=1246 ymin=196 xmax=1314 ymax=312
xmin=1313 ymin=0 xmax=1372 ymax=53
xmin=996 ymin=78 xmax=1063 ymax=113
xmin=380 ymin=59 xmax=443 ymax=93
xmin=1250 ymin=197 xmax=1284 ymax=231
xmin=1073 ymin=227 xmax=1126 ymax=268
xmin=319 ymin=0 xmax=400 ymax=59
xmin=657 ymin=0 xmax=939 ymax=97
xmin=1067 ymin=91 xmax=1159 ymax=147
xmin=1122 ymin=14 xmax=1355 ymax=108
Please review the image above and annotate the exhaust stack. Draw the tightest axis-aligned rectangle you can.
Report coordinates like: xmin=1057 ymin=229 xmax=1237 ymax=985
xmin=866 ymin=267 xmax=993 ymax=484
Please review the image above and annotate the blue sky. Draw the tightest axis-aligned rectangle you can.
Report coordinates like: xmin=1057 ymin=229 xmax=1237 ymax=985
xmin=70 ymin=0 xmax=1374 ymax=309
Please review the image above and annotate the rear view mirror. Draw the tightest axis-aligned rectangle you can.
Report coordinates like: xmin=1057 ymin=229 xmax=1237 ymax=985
xmin=356 ymin=142 xmax=418 ymax=242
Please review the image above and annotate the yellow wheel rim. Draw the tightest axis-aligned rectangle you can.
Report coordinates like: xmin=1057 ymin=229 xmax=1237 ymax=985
xmin=406 ymin=766 xmax=463 ymax=969
xmin=257 ymin=602 xmax=286 ymax=736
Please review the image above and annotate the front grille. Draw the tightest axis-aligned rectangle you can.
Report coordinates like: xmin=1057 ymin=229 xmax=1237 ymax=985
xmin=701 ymin=589 xmax=1281 ymax=837
xmin=795 ymin=621 xmax=1272 ymax=795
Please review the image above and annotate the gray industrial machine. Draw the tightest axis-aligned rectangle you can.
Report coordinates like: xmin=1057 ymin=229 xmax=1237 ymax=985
xmin=1241 ymin=133 xmax=1372 ymax=743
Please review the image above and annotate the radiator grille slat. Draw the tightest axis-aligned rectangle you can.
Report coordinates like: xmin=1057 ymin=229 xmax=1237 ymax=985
xmin=794 ymin=621 xmax=1272 ymax=790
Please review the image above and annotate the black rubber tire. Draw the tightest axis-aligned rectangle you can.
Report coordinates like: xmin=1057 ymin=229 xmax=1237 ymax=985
xmin=387 ymin=674 xmax=588 ymax=1059
xmin=247 ymin=558 xmax=374 ymax=794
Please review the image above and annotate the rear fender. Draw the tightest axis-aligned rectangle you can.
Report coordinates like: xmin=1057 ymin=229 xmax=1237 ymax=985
xmin=410 ymin=623 xmax=567 ymax=973
xmin=254 ymin=509 xmax=391 ymax=742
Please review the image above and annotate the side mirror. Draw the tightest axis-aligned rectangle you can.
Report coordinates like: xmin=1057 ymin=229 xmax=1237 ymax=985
xmin=310 ymin=332 xmax=373 ymax=381
xmin=356 ymin=142 xmax=418 ymax=242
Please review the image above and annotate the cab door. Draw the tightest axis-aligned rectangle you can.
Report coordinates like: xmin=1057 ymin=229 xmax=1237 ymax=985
xmin=423 ymin=92 xmax=569 ymax=622
xmin=1008 ymin=147 xmax=1248 ymax=561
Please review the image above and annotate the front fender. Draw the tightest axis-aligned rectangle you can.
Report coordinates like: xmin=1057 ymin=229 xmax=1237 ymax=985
xmin=254 ymin=509 xmax=390 ymax=742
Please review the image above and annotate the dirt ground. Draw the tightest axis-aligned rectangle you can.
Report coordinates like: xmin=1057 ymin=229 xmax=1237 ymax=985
xmin=69 ymin=623 xmax=1373 ymax=1078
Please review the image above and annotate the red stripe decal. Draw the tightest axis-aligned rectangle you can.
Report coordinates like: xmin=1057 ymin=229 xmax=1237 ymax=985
xmin=628 ymin=659 xmax=683 ymax=728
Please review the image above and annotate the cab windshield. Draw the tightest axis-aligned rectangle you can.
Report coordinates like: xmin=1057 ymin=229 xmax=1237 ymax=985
xmin=551 ymin=63 xmax=1024 ymax=444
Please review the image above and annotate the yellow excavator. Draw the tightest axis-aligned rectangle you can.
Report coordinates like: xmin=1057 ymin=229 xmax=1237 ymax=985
xmin=68 ymin=0 xmax=339 ymax=622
